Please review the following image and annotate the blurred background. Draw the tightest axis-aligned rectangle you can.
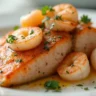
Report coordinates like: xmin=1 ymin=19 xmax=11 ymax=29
xmin=0 ymin=0 xmax=96 ymax=28
xmin=0 ymin=0 xmax=96 ymax=15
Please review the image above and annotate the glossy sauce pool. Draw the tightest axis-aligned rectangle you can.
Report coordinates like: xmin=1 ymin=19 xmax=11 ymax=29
xmin=12 ymin=67 xmax=96 ymax=92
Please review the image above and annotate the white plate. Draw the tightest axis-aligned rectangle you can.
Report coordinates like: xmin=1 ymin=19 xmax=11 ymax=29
xmin=0 ymin=9 xmax=96 ymax=96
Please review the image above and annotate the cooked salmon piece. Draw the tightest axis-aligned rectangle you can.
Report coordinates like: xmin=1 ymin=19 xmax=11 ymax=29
xmin=0 ymin=31 xmax=72 ymax=87
xmin=74 ymin=27 xmax=96 ymax=56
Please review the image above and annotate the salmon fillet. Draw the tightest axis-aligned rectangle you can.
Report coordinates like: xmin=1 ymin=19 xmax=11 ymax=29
xmin=0 ymin=31 xmax=72 ymax=87
xmin=74 ymin=27 xmax=96 ymax=56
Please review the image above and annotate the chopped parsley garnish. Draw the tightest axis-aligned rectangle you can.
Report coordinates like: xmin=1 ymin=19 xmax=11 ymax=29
xmin=52 ymin=37 xmax=56 ymax=42
xmin=84 ymin=87 xmax=89 ymax=91
xmin=21 ymin=36 xmax=25 ymax=39
xmin=15 ymin=59 xmax=22 ymax=63
xmin=30 ymin=30 xmax=34 ymax=35
xmin=44 ymin=45 xmax=50 ymax=51
xmin=14 ymin=53 xmax=18 ymax=56
xmin=44 ymin=41 xmax=50 ymax=51
xmin=44 ymin=41 xmax=50 ymax=45
xmin=39 ymin=23 xmax=45 ymax=30
xmin=54 ymin=15 xmax=62 ymax=20
xmin=14 ymin=54 xmax=18 ymax=56
xmin=76 ymin=84 xmax=83 ymax=87
xmin=50 ymin=23 xmax=55 ymax=30
xmin=44 ymin=44 xmax=50 ymax=51
xmin=44 ymin=80 xmax=61 ymax=91
xmin=0 ymin=70 xmax=3 ymax=73
xmin=57 ymin=36 xmax=62 ymax=39
xmin=45 ymin=31 xmax=51 ymax=35
xmin=6 ymin=35 xmax=17 ymax=44
xmin=66 ymin=71 xmax=69 ymax=74
xmin=41 ymin=5 xmax=54 ymax=15
xmin=13 ymin=25 xmax=19 ymax=30
xmin=42 ymin=16 xmax=50 ymax=23
xmin=80 ymin=15 xmax=91 ymax=24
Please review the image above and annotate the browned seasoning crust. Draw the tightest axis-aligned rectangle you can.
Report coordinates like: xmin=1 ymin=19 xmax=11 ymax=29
xmin=0 ymin=30 xmax=72 ymax=86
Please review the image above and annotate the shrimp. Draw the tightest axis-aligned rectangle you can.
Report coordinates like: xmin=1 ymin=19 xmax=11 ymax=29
xmin=45 ymin=19 xmax=77 ymax=32
xmin=6 ymin=27 xmax=43 ymax=51
xmin=57 ymin=52 xmax=90 ymax=81
xmin=45 ymin=4 xmax=78 ymax=32
xmin=20 ymin=10 xmax=44 ymax=27
xmin=91 ymin=48 xmax=96 ymax=70
xmin=53 ymin=4 xmax=78 ymax=22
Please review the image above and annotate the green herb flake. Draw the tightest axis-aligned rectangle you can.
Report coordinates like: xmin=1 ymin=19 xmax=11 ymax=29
xmin=50 ymin=23 xmax=55 ymax=30
xmin=30 ymin=30 xmax=34 ymax=35
xmin=45 ymin=31 xmax=51 ymax=35
xmin=39 ymin=23 xmax=45 ymax=30
xmin=44 ymin=41 xmax=50 ymax=51
xmin=41 ymin=5 xmax=54 ymax=15
xmin=66 ymin=71 xmax=69 ymax=74
xmin=54 ymin=15 xmax=62 ymax=20
xmin=14 ymin=53 xmax=18 ymax=56
xmin=84 ymin=87 xmax=89 ymax=91
xmin=13 ymin=25 xmax=19 ymax=30
xmin=52 ymin=37 xmax=56 ymax=42
xmin=57 ymin=36 xmax=62 ymax=39
xmin=21 ymin=36 xmax=25 ymax=39
xmin=44 ymin=45 xmax=50 ymax=51
xmin=0 ymin=70 xmax=3 ymax=73
xmin=48 ymin=6 xmax=54 ymax=11
xmin=76 ymin=84 xmax=83 ymax=87
xmin=15 ymin=59 xmax=22 ymax=63
xmin=6 ymin=35 xmax=17 ymax=44
xmin=44 ymin=41 xmax=50 ymax=45
xmin=44 ymin=80 xmax=61 ymax=91
xmin=80 ymin=15 xmax=91 ymax=24
xmin=42 ymin=16 xmax=50 ymax=23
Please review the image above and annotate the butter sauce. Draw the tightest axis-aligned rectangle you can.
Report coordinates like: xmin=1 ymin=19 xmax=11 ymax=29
xmin=13 ymin=68 xmax=96 ymax=91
